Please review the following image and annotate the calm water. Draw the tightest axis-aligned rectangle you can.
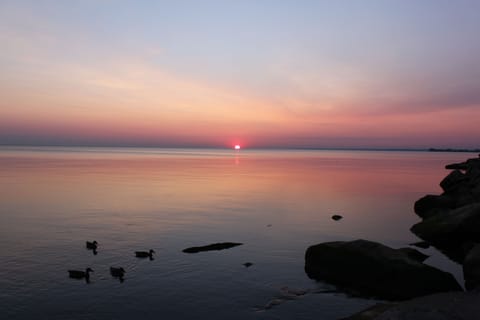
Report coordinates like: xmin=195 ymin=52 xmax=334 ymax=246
xmin=0 ymin=147 xmax=474 ymax=319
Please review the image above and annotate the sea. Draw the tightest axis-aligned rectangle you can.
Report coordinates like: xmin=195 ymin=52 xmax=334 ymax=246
xmin=0 ymin=146 xmax=475 ymax=319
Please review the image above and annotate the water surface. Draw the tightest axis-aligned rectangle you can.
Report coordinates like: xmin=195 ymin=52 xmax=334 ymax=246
xmin=0 ymin=147 xmax=474 ymax=319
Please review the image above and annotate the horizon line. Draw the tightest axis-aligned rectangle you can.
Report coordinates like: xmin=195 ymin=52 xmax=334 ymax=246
xmin=1 ymin=144 xmax=480 ymax=153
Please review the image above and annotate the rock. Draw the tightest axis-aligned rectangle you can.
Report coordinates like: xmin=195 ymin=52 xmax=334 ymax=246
xmin=440 ymin=170 xmax=467 ymax=193
xmin=413 ymin=194 xmax=455 ymax=219
xmin=463 ymin=243 xmax=480 ymax=290
xmin=344 ymin=291 xmax=480 ymax=320
xmin=332 ymin=214 xmax=343 ymax=221
xmin=243 ymin=262 xmax=253 ymax=268
xmin=411 ymin=203 xmax=480 ymax=263
xmin=446 ymin=162 xmax=468 ymax=170
xmin=340 ymin=303 xmax=396 ymax=320
xmin=182 ymin=242 xmax=243 ymax=253
xmin=411 ymin=203 xmax=480 ymax=243
xmin=305 ymin=239 xmax=462 ymax=300
xmin=409 ymin=241 xmax=430 ymax=249
xmin=396 ymin=247 xmax=429 ymax=262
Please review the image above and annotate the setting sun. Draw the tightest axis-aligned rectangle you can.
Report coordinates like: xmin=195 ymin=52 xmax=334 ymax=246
xmin=234 ymin=145 xmax=241 ymax=150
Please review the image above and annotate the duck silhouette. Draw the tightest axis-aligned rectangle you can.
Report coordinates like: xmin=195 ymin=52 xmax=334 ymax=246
xmin=68 ymin=268 xmax=93 ymax=283
xmin=135 ymin=249 xmax=155 ymax=260
xmin=110 ymin=267 xmax=126 ymax=282
xmin=86 ymin=241 xmax=98 ymax=255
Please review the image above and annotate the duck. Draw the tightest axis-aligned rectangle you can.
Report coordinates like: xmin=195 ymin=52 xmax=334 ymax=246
xmin=110 ymin=267 xmax=126 ymax=282
xmin=135 ymin=249 xmax=155 ymax=259
xmin=86 ymin=241 xmax=98 ymax=255
xmin=86 ymin=241 xmax=98 ymax=250
xmin=68 ymin=268 xmax=93 ymax=282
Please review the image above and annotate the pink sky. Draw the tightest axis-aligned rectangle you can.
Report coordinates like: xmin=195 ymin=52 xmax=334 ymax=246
xmin=1 ymin=1 xmax=479 ymax=149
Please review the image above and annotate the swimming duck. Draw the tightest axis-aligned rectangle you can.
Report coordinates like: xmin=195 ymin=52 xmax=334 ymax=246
xmin=86 ymin=241 xmax=98 ymax=249
xmin=86 ymin=241 xmax=98 ymax=255
xmin=110 ymin=267 xmax=126 ymax=282
xmin=135 ymin=249 xmax=155 ymax=259
xmin=68 ymin=268 xmax=93 ymax=282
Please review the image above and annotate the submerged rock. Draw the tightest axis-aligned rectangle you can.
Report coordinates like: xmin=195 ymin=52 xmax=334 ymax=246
xmin=305 ymin=239 xmax=461 ymax=300
xmin=182 ymin=242 xmax=243 ymax=253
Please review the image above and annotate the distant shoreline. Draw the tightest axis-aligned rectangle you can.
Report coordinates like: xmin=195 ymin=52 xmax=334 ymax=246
xmin=428 ymin=148 xmax=480 ymax=153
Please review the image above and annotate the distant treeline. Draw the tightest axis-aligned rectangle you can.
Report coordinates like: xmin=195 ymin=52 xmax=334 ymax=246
xmin=429 ymin=148 xmax=480 ymax=153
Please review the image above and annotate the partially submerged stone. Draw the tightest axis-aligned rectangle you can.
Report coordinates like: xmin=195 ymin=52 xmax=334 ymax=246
xmin=305 ymin=239 xmax=461 ymax=300
xmin=182 ymin=242 xmax=243 ymax=253
xmin=345 ymin=291 xmax=480 ymax=320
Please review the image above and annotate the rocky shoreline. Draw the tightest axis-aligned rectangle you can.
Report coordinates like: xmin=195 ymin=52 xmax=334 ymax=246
xmin=305 ymin=155 xmax=480 ymax=319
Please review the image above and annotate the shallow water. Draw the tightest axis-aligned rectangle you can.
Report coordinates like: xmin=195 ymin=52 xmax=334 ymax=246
xmin=0 ymin=147 xmax=474 ymax=319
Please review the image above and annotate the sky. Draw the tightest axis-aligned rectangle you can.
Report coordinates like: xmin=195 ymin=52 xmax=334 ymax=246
xmin=1 ymin=0 xmax=480 ymax=149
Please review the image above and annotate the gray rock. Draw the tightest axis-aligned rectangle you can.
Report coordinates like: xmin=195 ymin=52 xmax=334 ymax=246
xmin=305 ymin=239 xmax=461 ymax=300
xmin=463 ymin=243 xmax=480 ymax=290
xmin=344 ymin=291 xmax=480 ymax=320
xmin=409 ymin=241 xmax=430 ymax=249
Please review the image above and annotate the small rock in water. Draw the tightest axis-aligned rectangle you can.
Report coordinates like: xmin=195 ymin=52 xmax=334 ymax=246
xmin=243 ymin=262 xmax=253 ymax=268
xmin=182 ymin=242 xmax=243 ymax=253
xmin=266 ymin=224 xmax=272 ymax=227
xmin=331 ymin=214 xmax=343 ymax=221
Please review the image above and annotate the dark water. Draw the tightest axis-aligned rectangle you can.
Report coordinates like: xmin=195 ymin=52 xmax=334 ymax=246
xmin=0 ymin=147 xmax=473 ymax=319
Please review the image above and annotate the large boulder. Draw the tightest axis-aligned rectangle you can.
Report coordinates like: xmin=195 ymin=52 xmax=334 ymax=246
xmin=414 ymin=194 xmax=456 ymax=219
xmin=305 ymin=239 xmax=461 ymax=300
xmin=411 ymin=203 xmax=480 ymax=243
xmin=463 ymin=243 xmax=480 ymax=290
